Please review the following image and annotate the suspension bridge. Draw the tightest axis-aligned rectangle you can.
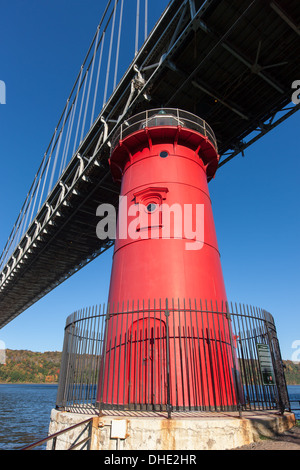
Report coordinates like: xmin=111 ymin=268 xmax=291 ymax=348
xmin=0 ymin=0 xmax=299 ymax=329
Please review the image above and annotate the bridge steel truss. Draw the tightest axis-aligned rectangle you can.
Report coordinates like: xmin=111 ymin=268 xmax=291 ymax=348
xmin=0 ymin=0 xmax=299 ymax=328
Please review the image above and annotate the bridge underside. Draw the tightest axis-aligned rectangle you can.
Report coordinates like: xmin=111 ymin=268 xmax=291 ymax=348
xmin=0 ymin=162 xmax=118 ymax=328
xmin=1 ymin=0 xmax=299 ymax=328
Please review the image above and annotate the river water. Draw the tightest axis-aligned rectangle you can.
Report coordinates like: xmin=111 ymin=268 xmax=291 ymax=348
xmin=0 ymin=384 xmax=299 ymax=450
xmin=0 ymin=384 xmax=58 ymax=450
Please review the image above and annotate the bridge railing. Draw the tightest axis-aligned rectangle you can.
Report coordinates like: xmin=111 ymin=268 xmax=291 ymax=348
xmin=55 ymin=298 xmax=290 ymax=417
xmin=19 ymin=417 xmax=94 ymax=451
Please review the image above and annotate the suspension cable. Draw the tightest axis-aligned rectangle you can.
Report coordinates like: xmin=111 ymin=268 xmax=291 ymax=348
xmin=135 ymin=0 xmax=140 ymax=55
xmin=113 ymin=0 xmax=124 ymax=90
xmin=103 ymin=0 xmax=118 ymax=106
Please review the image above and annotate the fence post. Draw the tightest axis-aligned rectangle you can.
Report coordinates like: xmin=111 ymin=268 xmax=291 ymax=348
xmin=226 ymin=302 xmax=243 ymax=418
xmin=56 ymin=316 xmax=76 ymax=410
xmin=51 ymin=436 xmax=57 ymax=450
xmin=97 ymin=304 xmax=110 ymax=415
xmin=89 ymin=417 xmax=100 ymax=450
xmin=263 ymin=310 xmax=289 ymax=414
xmin=164 ymin=299 xmax=172 ymax=419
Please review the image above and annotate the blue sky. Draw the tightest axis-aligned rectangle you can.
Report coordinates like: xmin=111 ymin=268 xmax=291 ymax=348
xmin=0 ymin=1 xmax=299 ymax=361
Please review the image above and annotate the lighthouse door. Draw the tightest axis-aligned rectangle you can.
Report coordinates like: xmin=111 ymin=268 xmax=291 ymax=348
xmin=127 ymin=318 xmax=167 ymax=408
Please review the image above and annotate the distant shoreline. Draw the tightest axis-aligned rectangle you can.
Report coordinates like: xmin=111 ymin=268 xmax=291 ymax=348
xmin=0 ymin=382 xmax=58 ymax=385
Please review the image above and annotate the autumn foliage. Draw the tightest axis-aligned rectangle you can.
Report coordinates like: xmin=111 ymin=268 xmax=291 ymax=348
xmin=0 ymin=349 xmax=61 ymax=383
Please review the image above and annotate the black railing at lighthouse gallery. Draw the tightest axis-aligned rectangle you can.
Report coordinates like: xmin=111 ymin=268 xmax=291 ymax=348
xmin=55 ymin=299 xmax=290 ymax=417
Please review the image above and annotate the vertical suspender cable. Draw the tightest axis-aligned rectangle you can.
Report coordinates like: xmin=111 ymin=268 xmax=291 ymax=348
xmin=38 ymin=134 xmax=61 ymax=212
xmin=79 ymin=72 xmax=89 ymax=144
xmin=12 ymin=163 xmax=41 ymax=252
xmin=48 ymin=97 xmax=71 ymax=192
xmin=145 ymin=0 xmax=148 ymax=41
xmin=71 ymin=67 xmax=85 ymax=159
xmin=27 ymin=161 xmax=46 ymax=230
xmin=39 ymin=136 xmax=57 ymax=204
xmin=74 ymin=70 xmax=88 ymax=149
xmin=46 ymin=125 xmax=60 ymax=197
xmin=61 ymin=90 xmax=79 ymax=173
xmin=90 ymin=32 xmax=105 ymax=127
xmin=135 ymin=0 xmax=140 ymax=55
xmin=59 ymin=99 xmax=76 ymax=178
xmin=103 ymin=0 xmax=118 ymax=107
xmin=5 ymin=192 xmax=32 ymax=264
xmin=80 ymin=27 xmax=100 ymax=144
xmin=1 ymin=193 xmax=31 ymax=267
xmin=113 ymin=0 xmax=124 ymax=90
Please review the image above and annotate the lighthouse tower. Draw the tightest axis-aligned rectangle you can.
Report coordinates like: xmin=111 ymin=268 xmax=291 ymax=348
xmin=97 ymin=109 xmax=240 ymax=411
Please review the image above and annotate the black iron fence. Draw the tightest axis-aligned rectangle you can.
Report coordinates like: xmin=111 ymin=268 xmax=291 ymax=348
xmin=56 ymin=299 xmax=290 ymax=416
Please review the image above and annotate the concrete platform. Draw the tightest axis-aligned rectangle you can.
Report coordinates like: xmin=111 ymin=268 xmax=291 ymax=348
xmin=47 ymin=408 xmax=296 ymax=450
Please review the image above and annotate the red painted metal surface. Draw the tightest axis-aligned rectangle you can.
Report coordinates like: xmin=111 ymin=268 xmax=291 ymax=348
xmin=97 ymin=113 xmax=239 ymax=409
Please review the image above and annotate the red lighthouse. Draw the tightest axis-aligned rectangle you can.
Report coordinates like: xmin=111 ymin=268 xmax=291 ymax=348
xmin=97 ymin=109 xmax=240 ymax=411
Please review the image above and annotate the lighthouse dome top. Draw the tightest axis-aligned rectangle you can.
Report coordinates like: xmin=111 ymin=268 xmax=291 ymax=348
xmin=109 ymin=108 xmax=220 ymax=182
xmin=111 ymin=108 xmax=218 ymax=152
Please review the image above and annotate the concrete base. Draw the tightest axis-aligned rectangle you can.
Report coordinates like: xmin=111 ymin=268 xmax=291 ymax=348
xmin=47 ymin=409 xmax=296 ymax=451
